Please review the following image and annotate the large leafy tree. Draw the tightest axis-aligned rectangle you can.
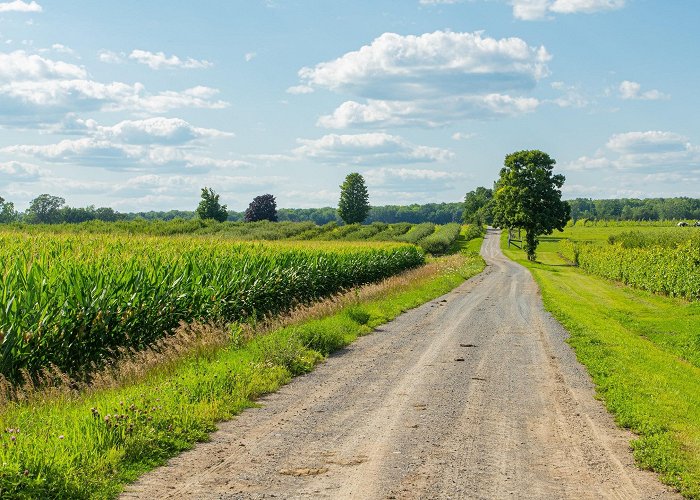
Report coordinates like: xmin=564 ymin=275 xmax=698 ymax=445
xmin=338 ymin=173 xmax=370 ymax=225
xmin=463 ymin=186 xmax=493 ymax=226
xmin=493 ymin=150 xmax=570 ymax=261
xmin=26 ymin=194 xmax=65 ymax=224
xmin=245 ymin=194 xmax=278 ymax=222
xmin=0 ymin=196 xmax=17 ymax=223
xmin=195 ymin=187 xmax=228 ymax=222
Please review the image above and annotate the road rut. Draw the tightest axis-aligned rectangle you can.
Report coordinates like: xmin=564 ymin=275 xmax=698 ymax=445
xmin=123 ymin=229 xmax=677 ymax=499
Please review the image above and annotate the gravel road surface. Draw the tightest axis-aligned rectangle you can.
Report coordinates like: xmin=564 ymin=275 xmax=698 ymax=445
xmin=123 ymin=229 xmax=677 ymax=499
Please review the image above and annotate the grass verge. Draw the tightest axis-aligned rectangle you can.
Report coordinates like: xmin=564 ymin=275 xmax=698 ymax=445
xmin=501 ymin=232 xmax=700 ymax=498
xmin=0 ymin=249 xmax=484 ymax=499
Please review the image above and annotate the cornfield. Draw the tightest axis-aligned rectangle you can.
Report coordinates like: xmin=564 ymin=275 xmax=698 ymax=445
xmin=0 ymin=232 xmax=424 ymax=381
xmin=560 ymin=230 xmax=700 ymax=300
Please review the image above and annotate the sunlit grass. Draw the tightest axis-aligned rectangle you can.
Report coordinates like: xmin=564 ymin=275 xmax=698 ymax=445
xmin=503 ymin=230 xmax=700 ymax=498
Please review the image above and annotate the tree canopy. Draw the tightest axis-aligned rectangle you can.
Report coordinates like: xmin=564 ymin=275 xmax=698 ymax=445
xmin=338 ymin=173 xmax=370 ymax=225
xmin=493 ymin=150 xmax=570 ymax=261
xmin=463 ymin=186 xmax=493 ymax=226
xmin=245 ymin=194 xmax=278 ymax=222
xmin=195 ymin=187 xmax=228 ymax=222
xmin=0 ymin=196 xmax=17 ymax=223
xmin=25 ymin=194 xmax=66 ymax=224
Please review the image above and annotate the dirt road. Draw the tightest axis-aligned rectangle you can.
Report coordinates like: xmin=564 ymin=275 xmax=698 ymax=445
xmin=123 ymin=229 xmax=676 ymax=499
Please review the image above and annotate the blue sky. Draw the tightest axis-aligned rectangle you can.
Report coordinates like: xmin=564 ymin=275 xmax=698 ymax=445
xmin=0 ymin=0 xmax=698 ymax=211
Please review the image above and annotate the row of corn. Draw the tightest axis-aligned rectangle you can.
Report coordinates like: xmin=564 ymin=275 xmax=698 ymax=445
xmin=0 ymin=232 xmax=424 ymax=382
xmin=560 ymin=233 xmax=700 ymax=300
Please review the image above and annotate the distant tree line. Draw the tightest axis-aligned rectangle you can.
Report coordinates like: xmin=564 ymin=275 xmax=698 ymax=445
xmin=0 ymin=194 xmax=122 ymax=224
xmin=3 ymin=191 xmax=698 ymax=226
xmin=462 ymin=189 xmax=700 ymax=226
xmin=567 ymin=197 xmax=700 ymax=222
xmin=0 ymin=193 xmax=464 ymax=225
xmin=177 ymin=202 xmax=463 ymax=224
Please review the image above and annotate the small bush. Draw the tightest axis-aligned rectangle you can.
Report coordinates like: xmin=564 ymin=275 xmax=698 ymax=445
xmin=397 ymin=223 xmax=436 ymax=244
xmin=419 ymin=223 xmax=461 ymax=255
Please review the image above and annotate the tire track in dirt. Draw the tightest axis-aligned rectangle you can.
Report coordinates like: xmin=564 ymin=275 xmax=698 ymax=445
xmin=122 ymin=229 xmax=677 ymax=499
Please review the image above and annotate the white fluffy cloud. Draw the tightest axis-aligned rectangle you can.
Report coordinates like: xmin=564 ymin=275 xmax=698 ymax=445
xmin=3 ymin=117 xmax=242 ymax=171
xmin=0 ymin=160 xmax=44 ymax=180
xmin=549 ymin=0 xmax=624 ymax=14
xmin=95 ymin=117 xmax=233 ymax=144
xmin=605 ymin=131 xmax=690 ymax=155
xmin=4 ymin=138 xmax=142 ymax=166
xmin=318 ymin=94 xmax=539 ymax=128
xmin=0 ymin=79 xmax=228 ymax=123
xmin=53 ymin=116 xmax=233 ymax=144
xmin=0 ymin=50 xmax=227 ymax=124
xmin=363 ymin=167 xmax=465 ymax=192
xmin=511 ymin=0 xmax=624 ymax=20
xmin=3 ymin=137 xmax=249 ymax=171
xmin=294 ymin=133 xmax=453 ymax=165
xmin=565 ymin=131 xmax=700 ymax=172
xmin=0 ymin=50 xmax=85 ymax=80
xmin=0 ymin=1 xmax=42 ymax=13
xmin=296 ymin=30 xmax=549 ymax=128
xmin=128 ymin=50 xmax=212 ymax=70
xmin=299 ymin=31 xmax=549 ymax=99
xmin=618 ymin=80 xmax=669 ymax=101
xmin=98 ymin=50 xmax=124 ymax=64
xmin=128 ymin=86 xmax=227 ymax=113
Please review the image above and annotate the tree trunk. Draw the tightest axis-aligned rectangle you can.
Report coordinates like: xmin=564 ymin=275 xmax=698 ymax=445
xmin=525 ymin=230 xmax=538 ymax=261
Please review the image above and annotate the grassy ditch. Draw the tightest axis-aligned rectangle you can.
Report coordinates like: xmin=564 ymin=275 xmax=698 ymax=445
xmin=0 ymin=247 xmax=484 ymax=499
xmin=502 ymin=232 xmax=700 ymax=498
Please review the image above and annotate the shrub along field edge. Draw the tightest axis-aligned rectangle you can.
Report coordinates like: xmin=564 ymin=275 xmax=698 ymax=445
xmin=0 ymin=245 xmax=485 ymax=499
xmin=501 ymin=231 xmax=700 ymax=499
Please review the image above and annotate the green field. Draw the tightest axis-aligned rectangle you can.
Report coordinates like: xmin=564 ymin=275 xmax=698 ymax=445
xmin=6 ymin=218 xmax=451 ymax=241
xmin=0 ymin=231 xmax=431 ymax=383
xmin=503 ymin=225 xmax=700 ymax=498
xmin=557 ymin=223 xmax=699 ymax=300
xmin=0 ymin=224 xmax=484 ymax=498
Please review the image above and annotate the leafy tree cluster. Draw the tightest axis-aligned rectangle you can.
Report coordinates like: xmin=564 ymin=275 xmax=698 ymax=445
xmin=245 ymin=194 xmax=278 ymax=222
xmin=0 ymin=196 xmax=17 ymax=223
xmin=277 ymin=207 xmax=340 ymax=225
xmin=195 ymin=187 xmax=228 ymax=222
xmin=568 ymin=197 xmax=700 ymax=222
xmin=462 ymin=187 xmax=493 ymax=226
xmin=0 ymin=194 xmax=123 ymax=224
xmin=366 ymin=203 xmax=463 ymax=224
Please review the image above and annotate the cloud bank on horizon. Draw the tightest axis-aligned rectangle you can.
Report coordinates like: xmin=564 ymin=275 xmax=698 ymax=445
xmin=0 ymin=0 xmax=696 ymax=211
